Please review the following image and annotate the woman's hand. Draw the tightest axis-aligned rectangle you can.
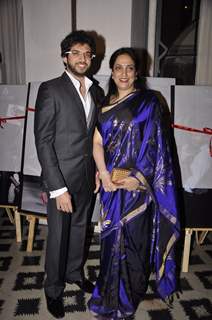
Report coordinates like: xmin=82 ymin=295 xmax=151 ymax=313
xmin=100 ymin=171 xmax=117 ymax=192
xmin=116 ymin=176 xmax=139 ymax=191
xmin=94 ymin=171 xmax=101 ymax=194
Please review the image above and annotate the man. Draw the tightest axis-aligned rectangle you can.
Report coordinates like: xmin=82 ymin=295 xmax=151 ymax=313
xmin=34 ymin=30 xmax=104 ymax=319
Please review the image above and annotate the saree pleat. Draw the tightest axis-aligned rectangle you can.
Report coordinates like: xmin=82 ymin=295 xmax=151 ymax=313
xmin=88 ymin=90 xmax=180 ymax=319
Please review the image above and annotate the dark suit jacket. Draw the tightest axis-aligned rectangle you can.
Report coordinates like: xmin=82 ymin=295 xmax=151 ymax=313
xmin=34 ymin=72 xmax=104 ymax=193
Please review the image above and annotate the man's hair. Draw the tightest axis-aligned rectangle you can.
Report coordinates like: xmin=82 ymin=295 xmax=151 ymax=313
xmin=60 ymin=30 xmax=96 ymax=57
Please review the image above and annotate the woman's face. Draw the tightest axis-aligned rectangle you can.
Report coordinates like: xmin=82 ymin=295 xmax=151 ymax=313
xmin=112 ymin=54 xmax=137 ymax=94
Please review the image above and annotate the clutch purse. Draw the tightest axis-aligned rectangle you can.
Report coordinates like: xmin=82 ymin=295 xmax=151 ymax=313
xmin=111 ymin=168 xmax=131 ymax=183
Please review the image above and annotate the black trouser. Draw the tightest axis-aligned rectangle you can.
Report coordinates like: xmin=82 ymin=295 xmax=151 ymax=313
xmin=44 ymin=182 xmax=94 ymax=299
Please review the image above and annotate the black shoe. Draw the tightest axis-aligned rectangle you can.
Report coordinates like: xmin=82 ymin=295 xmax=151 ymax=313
xmin=67 ymin=278 xmax=95 ymax=293
xmin=45 ymin=294 xmax=65 ymax=319
xmin=75 ymin=278 xmax=95 ymax=293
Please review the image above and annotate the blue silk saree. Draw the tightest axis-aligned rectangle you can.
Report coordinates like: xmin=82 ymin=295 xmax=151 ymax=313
xmin=88 ymin=90 xmax=180 ymax=319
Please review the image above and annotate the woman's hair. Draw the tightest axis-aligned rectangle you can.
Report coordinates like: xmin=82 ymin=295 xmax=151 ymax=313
xmin=60 ymin=30 xmax=96 ymax=57
xmin=105 ymin=47 xmax=142 ymax=102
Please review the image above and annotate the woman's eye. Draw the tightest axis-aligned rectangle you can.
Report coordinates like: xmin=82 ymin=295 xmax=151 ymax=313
xmin=114 ymin=66 xmax=121 ymax=71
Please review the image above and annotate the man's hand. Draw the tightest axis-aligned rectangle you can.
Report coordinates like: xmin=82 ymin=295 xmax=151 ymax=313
xmin=56 ymin=191 xmax=73 ymax=213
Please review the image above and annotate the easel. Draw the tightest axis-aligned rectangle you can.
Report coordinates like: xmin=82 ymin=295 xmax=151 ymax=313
xmin=0 ymin=205 xmax=21 ymax=242
xmin=0 ymin=204 xmax=47 ymax=252
xmin=17 ymin=212 xmax=47 ymax=252
xmin=182 ymin=228 xmax=212 ymax=272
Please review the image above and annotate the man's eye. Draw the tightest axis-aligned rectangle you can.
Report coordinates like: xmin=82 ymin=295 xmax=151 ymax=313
xmin=85 ymin=52 xmax=92 ymax=59
xmin=71 ymin=50 xmax=79 ymax=55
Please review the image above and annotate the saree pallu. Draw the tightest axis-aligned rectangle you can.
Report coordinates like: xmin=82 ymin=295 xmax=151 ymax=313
xmin=88 ymin=91 xmax=180 ymax=319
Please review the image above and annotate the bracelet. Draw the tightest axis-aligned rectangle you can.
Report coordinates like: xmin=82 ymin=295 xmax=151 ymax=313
xmin=99 ymin=170 xmax=110 ymax=179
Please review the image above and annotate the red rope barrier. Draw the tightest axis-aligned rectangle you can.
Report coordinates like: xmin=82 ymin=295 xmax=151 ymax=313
xmin=27 ymin=107 xmax=35 ymax=112
xmin=0 ymin=106 xmax=35 ymax=128
xmin=172 ymin=124 xmax=212 ymax=157
xmin=0 ymin=115 xmax=25 ymax=128
xmin=172 ymin=124 xmax=212 ymax=135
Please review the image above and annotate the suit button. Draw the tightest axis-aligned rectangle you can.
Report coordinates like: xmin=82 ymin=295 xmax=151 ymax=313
xmin=84 ymin=154 xmax=88 ymax=157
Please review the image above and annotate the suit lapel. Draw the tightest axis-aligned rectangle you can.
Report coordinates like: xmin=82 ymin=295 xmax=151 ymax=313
xmin=88 ymin=86 xmax=97 ymax=131
xmin=87 ymin=96 xmax=95 ymax=130
xmin=61 ymin=72 xmax=87 ymax=127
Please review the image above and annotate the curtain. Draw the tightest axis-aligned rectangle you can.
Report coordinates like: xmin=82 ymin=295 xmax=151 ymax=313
xmin=0 ymin=0 xmax=25 ymax=84
xmin=195 ymin=0 xmax=212 ymax=85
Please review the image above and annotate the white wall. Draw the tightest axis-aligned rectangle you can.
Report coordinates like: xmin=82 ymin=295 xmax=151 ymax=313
xmin=77 ymin=0 xmax=132 ymax=75
xmin=22 ymin=0 xmax=72 ymax=82
xmin=22 ymin=0 xmax=132 ymax=81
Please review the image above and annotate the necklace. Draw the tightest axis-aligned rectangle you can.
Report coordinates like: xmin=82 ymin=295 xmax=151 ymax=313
xmin=102 ymin=90 xmax=138 ymax=114
xmin=109 ymin=90 xmax=137 ymax=106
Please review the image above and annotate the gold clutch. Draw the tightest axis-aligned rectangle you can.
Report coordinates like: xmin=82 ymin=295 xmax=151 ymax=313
xmin=111 ymin=168 xmax=131 ymax=183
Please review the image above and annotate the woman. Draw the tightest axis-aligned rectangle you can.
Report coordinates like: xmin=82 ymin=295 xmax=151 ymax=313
xmin=88 ymin=48 xmax=180 ymax=319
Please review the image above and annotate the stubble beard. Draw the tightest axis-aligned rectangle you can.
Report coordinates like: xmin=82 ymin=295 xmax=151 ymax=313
xmin=66 ymin=62 xmax=90 ymax=78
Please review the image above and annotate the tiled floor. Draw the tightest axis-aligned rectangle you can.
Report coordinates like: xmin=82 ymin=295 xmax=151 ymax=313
xmin=0 ymin=210 xmax=212 ymax=319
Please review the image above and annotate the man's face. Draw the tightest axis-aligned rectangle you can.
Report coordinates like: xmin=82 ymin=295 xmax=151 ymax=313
xmin=63 ymin=43 xmax=93 ymax=78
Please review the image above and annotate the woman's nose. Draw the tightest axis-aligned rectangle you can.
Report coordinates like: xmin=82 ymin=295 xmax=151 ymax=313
xmin=121 ymin=67 xmax=127 ymax=76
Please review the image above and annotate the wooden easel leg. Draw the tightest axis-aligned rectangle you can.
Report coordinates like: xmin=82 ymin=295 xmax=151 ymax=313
xmin=14 ymin=209 xmax=22 ymax=242
xmin=199 ymin=231 xmax=209 ymax=244
xmin=195 ymin=231 xmax=200 ymax=245
xmin=5 ymin=207 xmax=15 ymax=224
xmin=182 ymin=228 xmax=193 ymax=272
xmin=26 ymin=216 xmax=36 ymax=252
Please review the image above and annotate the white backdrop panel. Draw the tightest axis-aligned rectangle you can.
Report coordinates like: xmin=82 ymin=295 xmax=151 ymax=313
xmin=0 ymin=85 xmax=28 ymax=171
xmin=174 ymin=86 xmax=212 ymax=188
xmin=23 ymin=82 xmax=42 ymax=176
xmin=146 ymin=77 xmax=175 ymax=109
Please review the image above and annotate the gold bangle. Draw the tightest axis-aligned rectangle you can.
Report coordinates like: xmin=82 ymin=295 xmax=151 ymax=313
xmin=99 ymin=170 xmax=110 ymax=179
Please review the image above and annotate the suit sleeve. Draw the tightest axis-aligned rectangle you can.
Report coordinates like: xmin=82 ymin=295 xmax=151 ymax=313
xmin=34 ymin=82 xmax=66 ymax=191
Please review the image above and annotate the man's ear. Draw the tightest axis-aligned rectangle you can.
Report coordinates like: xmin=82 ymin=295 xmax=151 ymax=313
xmin=63 ymin=56 xmax=67 ymax=65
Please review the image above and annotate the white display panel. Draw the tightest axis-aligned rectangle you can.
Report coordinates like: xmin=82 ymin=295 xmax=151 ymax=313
xmin=146 ymin=77 xmax=175 ymax=110
xmin=23 ymin=82 xmax=42 ymax=176
xmin=174 ymin=86 xmax=212 ymax=189
xmin=0 ymin=85 xmax=28 ymax=172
